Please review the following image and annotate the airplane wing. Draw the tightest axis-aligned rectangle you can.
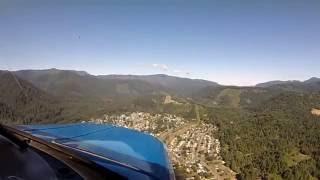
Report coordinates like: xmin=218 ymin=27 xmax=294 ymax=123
xmin=15 ymin=123 xmax=175 ymax=180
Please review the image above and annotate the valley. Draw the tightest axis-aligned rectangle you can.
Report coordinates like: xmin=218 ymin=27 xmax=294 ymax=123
xmin=89 ymin=112 xmax=236 ymax=180
xmin=2 ymin=0 xmax=320 ymax=179
xmin=1 ymin=69 xmax=320 ymax=180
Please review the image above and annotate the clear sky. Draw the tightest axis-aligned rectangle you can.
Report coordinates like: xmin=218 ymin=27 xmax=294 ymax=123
xmin=1 ymin=0 xmax=320 ymax=86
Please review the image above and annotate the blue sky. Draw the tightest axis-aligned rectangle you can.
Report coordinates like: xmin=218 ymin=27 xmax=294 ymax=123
xmin=0 ymin=0 xmax=319 ymax=86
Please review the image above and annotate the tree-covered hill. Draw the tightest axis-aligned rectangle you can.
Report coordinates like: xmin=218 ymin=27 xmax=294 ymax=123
xmin=15 ymin=69 xmax=164 ymax=99
xmin=207 ymin=92 xmax=320 ymax=179
xmin=99 ymin=74 xmax=219 ymax=96
xmin=0 ymin=71 xmax=65 ymax=124
xmin=191 ymin=85 xmax=285 ymax=109
xmin=256 ymin=77 xmax=320 ymax=92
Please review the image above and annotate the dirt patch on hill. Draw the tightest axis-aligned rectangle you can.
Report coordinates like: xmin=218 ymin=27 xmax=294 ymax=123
xmin=163 ymin=95 xmax=181 ymax=105
xmin=311 ymin=108 xmax=320 ymax=116
xmin=216 ymin=89 xmax=242 ymax=108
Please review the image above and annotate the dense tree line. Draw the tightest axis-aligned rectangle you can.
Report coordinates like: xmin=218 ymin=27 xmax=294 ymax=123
xmin=207 ymin=92 xmax=320 ymax=179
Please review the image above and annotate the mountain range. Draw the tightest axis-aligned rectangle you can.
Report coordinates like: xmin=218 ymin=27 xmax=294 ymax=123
xmin=256 ymin=77 xmax=320 ymax=91
xmin=1 ymin=68 xmax=320 ymax=124
xmin=1 ymin=68 xmax=320 ymax=179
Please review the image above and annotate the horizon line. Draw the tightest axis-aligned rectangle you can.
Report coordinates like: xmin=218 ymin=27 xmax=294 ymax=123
xmin=1 ymin=67 xmax=318 ymax=87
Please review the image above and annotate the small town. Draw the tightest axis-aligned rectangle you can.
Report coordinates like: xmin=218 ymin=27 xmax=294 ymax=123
xmin=90 ymin=112 xmax=186 ymax=136
xmin=2 ymin=1 xmax=320 ymax=179
xmin=90 ymin=112 xmax=236 ymax=180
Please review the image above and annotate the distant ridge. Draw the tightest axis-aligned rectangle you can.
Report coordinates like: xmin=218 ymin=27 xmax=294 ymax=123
xmin=14 ymin=69 xmax=162 ymax=98
xmin=13 ymin=69 xmax=219 ymax=97
xmin=255 ymin=80 xmax=301 ymax=88
xmin=305 ymin=77 xmax=320 ymax=84
xmin=98 ymin=74 xmax=219 ymax=96
xmin=256 ymin=77 xmax=320 ymax=92
xmin=10 ymin=68 xmax=320 ymax=88
xmin=15 ymin=68 xmax=89 ymax=76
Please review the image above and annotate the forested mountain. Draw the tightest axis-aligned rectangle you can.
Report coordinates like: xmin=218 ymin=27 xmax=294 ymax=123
xmin=2 ymin=68 xmax=320 ymax=179
xmin=0 ymin=71 xmax=64 ymax=124
xmin=256 ymin=78 xmax=320 ymax=92
xmin=15 ymin=69 xmax=219 ymax=98
xmin=13 ymin=69 xmax=221 ymax=115
xmin=8 ymin=69 xmax=320 ymax=118
xmin=1 ymin=69 xmax=164 ymax=124
xmin=255 ymin=80 xmax=300 ymax=88
xmin=192 ymin=77 xmax=320 ymax=109
xmin=191 ymin=86 xmax=283 ymax=108
xmin=188 ymin=80 xmax=320 ymax=179
xmin=15 ymin=69 xmax=164 ymax=99
xmin=99 ymin=74 xmax=219 ymax=96
xmin=206 ymin=92 xmax=320 ymax=179
xmin=14 ymin=69 xmax=177 ymax=118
